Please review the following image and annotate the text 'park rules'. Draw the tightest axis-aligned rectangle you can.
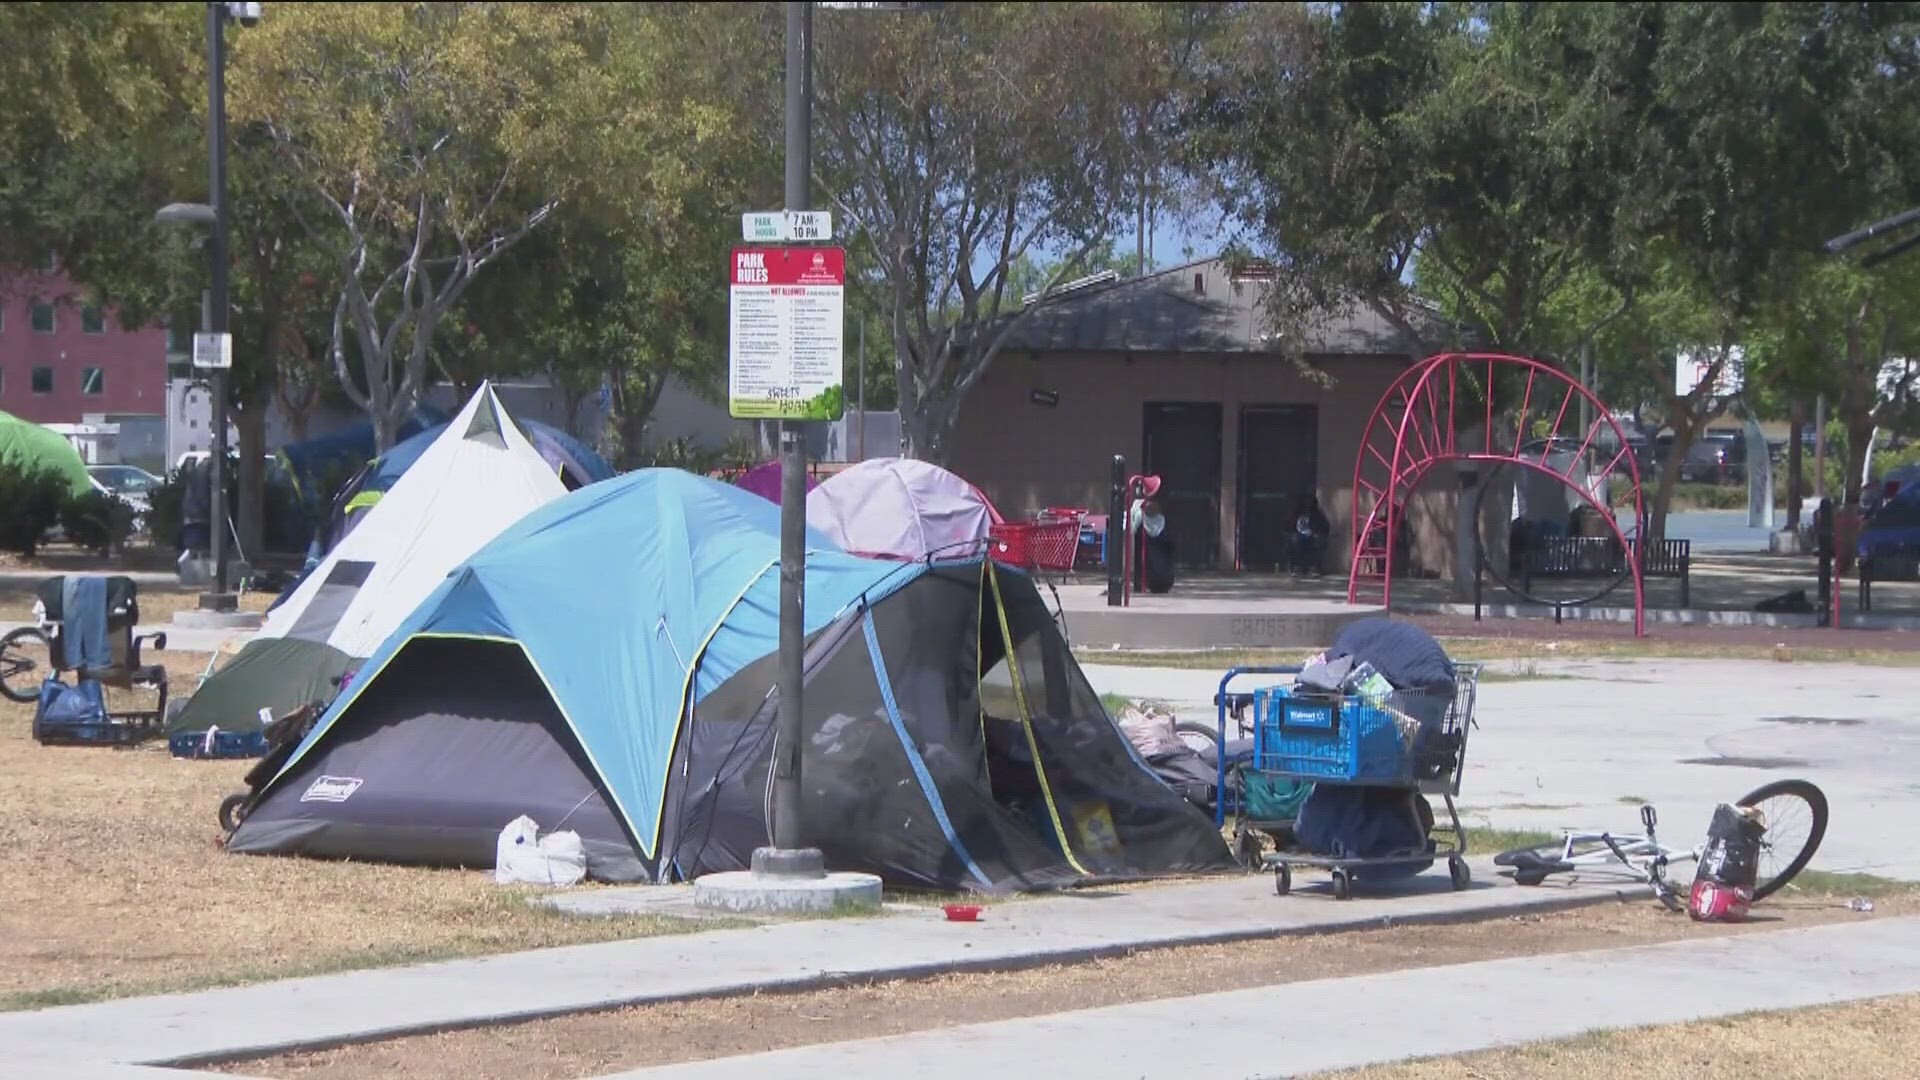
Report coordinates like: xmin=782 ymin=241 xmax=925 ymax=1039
xmin=728 ymin=246 xmax=846 ymax=421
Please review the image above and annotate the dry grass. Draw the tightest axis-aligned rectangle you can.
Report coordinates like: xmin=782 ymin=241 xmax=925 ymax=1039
xmin=1332 ymin=992 xmax=1920 ymax=1079
xmin=0 ymin=655 xmax=706 ymax=1010
xmin=230 ymin=896 xmax=1911 ymax=1080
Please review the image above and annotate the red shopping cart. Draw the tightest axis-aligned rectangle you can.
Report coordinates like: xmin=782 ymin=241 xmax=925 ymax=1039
xmin=989 ymin=510 xmax=1083 ymax=572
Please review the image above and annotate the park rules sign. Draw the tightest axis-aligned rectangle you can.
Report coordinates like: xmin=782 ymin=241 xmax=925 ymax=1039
xmin=728 ymin=246 xmax=846 ymax=420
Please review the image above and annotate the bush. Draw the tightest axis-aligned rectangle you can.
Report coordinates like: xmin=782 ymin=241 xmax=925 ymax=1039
xmin=60 ymin=490 xmax=136 ymax=556
xmin=146 ymin=472 xmax=186 ymax=550
xmin=0 ymin=463 xmax=72 ymax=556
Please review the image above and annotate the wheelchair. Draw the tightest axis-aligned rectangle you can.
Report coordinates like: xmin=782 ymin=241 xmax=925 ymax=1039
xmin=5 ymin=576 xmax=170 ymax=746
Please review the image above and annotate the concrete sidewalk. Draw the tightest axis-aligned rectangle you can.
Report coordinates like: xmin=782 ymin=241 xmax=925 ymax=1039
xmin=2 ymin=863 xmax=1628 ymax=1071
xmin=603 ymin=916 xmax=1920 ymax=1080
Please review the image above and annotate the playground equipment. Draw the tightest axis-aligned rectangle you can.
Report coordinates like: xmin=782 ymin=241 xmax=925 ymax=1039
xmin=1347 ymin=353 xmax=1649 ymax=636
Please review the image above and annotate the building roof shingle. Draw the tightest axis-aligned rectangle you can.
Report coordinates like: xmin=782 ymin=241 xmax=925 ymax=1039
xmin=996 ymin=257 xmax=1437 ymax=358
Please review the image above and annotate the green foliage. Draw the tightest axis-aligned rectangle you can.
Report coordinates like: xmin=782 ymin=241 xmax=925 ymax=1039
xmin=59 ymin=490 xmax=136 ymax=556
xmin=0 ymin=463 xmax=72 ymax=557
xmin=624 ymin=436 xmax=757 ymax=477
xmin=800 ymin=385 xmax=846 ymax=423
xmin=145 ymin=472 xmax=185 ymax=553
xmin=812 ymin=2 xmax=1222 ymax=459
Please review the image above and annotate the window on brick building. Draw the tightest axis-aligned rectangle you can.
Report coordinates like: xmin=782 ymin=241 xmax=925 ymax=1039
xmin=81 ymin=368 xmax=104 ymax=395
xmin=31 ymin=303 xmax=56 ymax=333
xmin=82 ymin=306 xmax=106 ymax=334
xmin=31 ymin=367 xmax=53 ymax=393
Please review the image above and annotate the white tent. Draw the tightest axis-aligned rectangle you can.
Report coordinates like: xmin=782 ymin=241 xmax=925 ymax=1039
xmin=806 ymin=457 xmax=1002 ymax=561
xmin=169 ymin=384 xmax=570 ymax=735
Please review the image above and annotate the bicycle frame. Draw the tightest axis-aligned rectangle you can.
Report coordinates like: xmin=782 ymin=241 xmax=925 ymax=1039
xmin=1546 ymin=804 xmax=1698 ymax=902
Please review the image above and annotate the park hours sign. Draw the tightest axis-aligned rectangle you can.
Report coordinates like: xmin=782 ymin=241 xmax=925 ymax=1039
xmin=728 ymin=246 xmax=847 ymax=420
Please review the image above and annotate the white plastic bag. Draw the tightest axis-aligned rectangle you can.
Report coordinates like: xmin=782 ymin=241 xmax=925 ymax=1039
xmin=493 ymin=814 xmax=587 ymax=887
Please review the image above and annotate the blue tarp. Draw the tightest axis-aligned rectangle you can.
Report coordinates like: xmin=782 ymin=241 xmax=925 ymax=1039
xmin=276 ymin=407 xmax=449 ymax=507
xmin=266 ymin=469 xmax=920 ymax=861
xmin=355 ymin=417 xmax=614 ymax=500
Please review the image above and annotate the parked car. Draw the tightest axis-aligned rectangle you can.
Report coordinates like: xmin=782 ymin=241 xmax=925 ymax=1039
xmin=87 ymin=464 xmax=161 ymax=512
xmin=1864 ymin=464 xmax=1920 ymax=514
xmin=1859 ymin=493 xmax=1920 ymax=560
xmin=1680 ymin=435 xmax=1747 ymax=484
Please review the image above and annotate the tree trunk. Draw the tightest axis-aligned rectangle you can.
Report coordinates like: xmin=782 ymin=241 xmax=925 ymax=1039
xmin=1841 ymin=411 xmax=1874 ymax=506
xmin=608 ymin=371 xmax=668 ymax=471
xmin=900 ymin=389 xmax=962 ymax=465
xmin=1786 ymin=411 xmax=1803 ymax=531
xmin=234 ymin=387 xmax=270 ymax=562
xmin=1648 ymin=401 xmax=1697 ymax=543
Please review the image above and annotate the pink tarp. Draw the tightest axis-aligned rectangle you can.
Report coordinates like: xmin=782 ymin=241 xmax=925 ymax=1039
xmin=734 ymin=461 xmax=818 ymax=504
xmin=806 ymin=457 xmax=1002 ymax=561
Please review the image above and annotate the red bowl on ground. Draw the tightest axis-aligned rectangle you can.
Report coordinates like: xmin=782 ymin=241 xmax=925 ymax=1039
xmin=943 ymin=904 xmax=982 ymax=922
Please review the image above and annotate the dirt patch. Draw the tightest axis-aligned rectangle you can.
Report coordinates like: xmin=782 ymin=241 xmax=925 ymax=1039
xmin=226 ymin=896 xmax=1909 ymax=1080
xmin=0 ymin=665 xmax=704 ymax=1009
xmin=1679 ymin=755 xmax=1813 ymax=769
xmin=1760 ymin=715 xmax=1867 ymax=727
xmin=1334 ymin=991 xmax=1920 ymax=1079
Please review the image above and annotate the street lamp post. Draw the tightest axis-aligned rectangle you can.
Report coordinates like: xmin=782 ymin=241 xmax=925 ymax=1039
xmin=205 ymin=0 xmax=235 ymax=605
xmin=159 ymin=4 xmax=256 ymax=608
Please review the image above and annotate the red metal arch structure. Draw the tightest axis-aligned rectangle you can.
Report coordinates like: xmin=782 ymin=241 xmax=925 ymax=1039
xmin=1346 ymin=352 xmax=1649 ymax=636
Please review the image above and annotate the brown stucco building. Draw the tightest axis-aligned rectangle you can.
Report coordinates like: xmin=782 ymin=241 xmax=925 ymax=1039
xmin=950 ymin=258 xmax=1441 ymax=572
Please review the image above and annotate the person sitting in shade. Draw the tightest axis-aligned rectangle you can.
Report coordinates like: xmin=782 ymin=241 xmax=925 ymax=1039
xmin=1289 ymin=493 xmax=1331 ymax=577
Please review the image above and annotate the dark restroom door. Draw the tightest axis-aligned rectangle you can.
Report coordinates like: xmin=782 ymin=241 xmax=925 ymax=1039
xmin=1142 ymin=403 xmax=1222 ymax=569
xmin=1238 ymin=404 xmax=1319 ymax=570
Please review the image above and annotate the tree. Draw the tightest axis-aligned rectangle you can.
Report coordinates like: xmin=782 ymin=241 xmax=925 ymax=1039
xmin=450 ymin=4 xmax=774 ymax=466
xmin=0 ymin=3 xmax=202 ymax=305
xmin=230 ymin=3 xmax=647 ymax=450
xmin=811 ymin=3 xmax=1215 ymax=462
xmin=1201 ymin=3 xmax=1628 ymax=364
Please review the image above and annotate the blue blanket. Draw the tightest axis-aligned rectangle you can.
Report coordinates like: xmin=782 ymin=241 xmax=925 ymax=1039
xmin=62 ymin=576 xmax=111 ymax=674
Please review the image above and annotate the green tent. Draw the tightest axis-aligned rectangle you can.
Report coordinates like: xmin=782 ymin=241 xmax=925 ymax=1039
xmin=0 ymin=411 xmax=92 ymax=497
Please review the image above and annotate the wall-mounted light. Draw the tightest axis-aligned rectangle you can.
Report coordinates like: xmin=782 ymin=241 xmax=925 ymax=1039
xmin=1030 ymin=389 xmax=1060 ymax=408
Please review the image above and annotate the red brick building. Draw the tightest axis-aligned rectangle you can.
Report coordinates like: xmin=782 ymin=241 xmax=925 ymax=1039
xmin=0 ymin=272 xmax=168 ymax=424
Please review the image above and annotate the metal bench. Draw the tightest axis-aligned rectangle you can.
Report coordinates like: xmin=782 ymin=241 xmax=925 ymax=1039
xmin=1517 ymin=535 xmax=1692 ymax=608
xmin=1859 ymin=542 xmax=1920 ymax=612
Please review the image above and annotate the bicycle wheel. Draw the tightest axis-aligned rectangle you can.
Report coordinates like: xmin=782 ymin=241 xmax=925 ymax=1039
xmin=0 ymin=626 xmax=50 ymax=704
xmin=1736 ymin=779 xmax=1829 ymax=900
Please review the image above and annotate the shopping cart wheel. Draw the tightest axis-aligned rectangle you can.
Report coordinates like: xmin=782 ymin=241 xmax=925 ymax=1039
xmin=1448 ymin=855 xmax=1471 ymax=891
xmin=1330 ymin=868 xmax=1352 ymax=901
xmin=218 ymin=793 xmax=250 ymax=834
xmin=1274 ymin=863 xmax=1291 ymax=896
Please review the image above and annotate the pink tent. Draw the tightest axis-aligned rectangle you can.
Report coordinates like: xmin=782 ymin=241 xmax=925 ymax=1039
xmin=734 ymin=461 xmax=818 ymax=504
xmin=806 ymin=457 xmax=1002 ymax=561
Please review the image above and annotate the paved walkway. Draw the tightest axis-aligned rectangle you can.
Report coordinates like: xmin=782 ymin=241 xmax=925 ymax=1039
xmin=2 ymin=864 xmax=1626 ymax=1071
xmin=1087 ymin=658 xmax=1920 ymax=881
xmin=602 ymin=916 xmax=1920 ymax=1080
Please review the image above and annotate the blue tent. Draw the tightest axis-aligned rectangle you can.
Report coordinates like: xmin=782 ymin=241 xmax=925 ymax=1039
xmin=229 ymin=469 xmax=1230 ymax=891
xmin=275 ymin=407 xmax=448 ymax=510
xmin=330 ymin=417 xmax=614 ymax=541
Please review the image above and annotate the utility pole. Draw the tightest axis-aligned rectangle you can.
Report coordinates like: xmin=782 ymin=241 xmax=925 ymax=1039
xmin=768 ymin=0 xmax=813 ymax=858
xmin=206 ymin=1 xmax=233 ymax=603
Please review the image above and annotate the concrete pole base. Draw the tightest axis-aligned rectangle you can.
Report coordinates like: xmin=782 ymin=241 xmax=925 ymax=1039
xmin=1770 ymin=529 xmax=1807 ymax=555
xmin=693 ymin=847 xmax=883 ymax=915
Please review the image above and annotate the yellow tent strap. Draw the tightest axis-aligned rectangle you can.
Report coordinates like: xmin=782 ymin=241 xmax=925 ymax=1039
xmin=986 ymin=561 xmax=1090 ymax=876
xmin=975 ymin=559 xmax=988 ymax=747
